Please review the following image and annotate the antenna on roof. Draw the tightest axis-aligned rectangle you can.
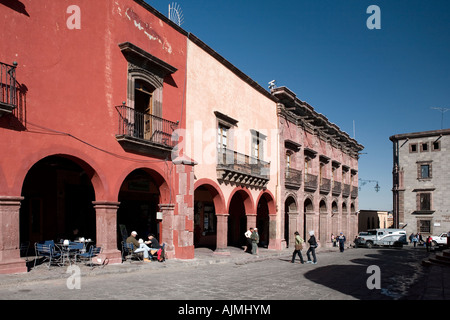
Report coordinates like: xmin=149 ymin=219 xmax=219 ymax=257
xmin=430 ymin=107 xmax=450 ymax=129
xmin=168 ymin=2 xmax=184 ymax=26
xmin=268 ymin=80 xmax=277 ymax=90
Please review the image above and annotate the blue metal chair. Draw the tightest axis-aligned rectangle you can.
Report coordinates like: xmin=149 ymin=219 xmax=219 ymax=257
xmin=76 ymin=246 xmax=102 ymax=267
xmin=34 ymin=241 xmax=62 ymax=268
xmin=68 ymin=242 xmax=84 ymax=264
xmin=121 ymin=241 xmax=142 ymax=262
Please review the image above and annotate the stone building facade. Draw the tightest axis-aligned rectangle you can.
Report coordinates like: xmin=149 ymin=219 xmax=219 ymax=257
xmin=273 ymin=87 xmax=364 ymax=248
xmin=390 ymin=129 xmax=450 ymax=237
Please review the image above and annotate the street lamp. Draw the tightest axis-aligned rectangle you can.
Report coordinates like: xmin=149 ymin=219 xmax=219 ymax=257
xmin=359 ymin=178 xmax=380 ymax=193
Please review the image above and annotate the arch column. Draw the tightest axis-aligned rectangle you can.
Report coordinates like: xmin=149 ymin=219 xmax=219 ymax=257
xmin=159 ymin=203 xmax=176 ymax=259
xmin=0 ymin=196 xmax=27 ymax=274
xmin=268 ymin=213 xmax=279 ymax=250
xmin=93 ymin=201 xmax=122 ymax=265
xmin=215 ymin=213 xmax=229 ymax=255
xmin=287 ymin=211 xmax=299 ymax=248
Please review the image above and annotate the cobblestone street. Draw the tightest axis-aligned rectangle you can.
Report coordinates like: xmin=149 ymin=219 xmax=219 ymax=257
xmin=0 ymin=246 xmax=438 ymax=303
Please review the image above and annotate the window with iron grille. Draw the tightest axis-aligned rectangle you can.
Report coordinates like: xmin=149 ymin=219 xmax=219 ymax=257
xmin=0 ymin=61 xmax=17 ymax=109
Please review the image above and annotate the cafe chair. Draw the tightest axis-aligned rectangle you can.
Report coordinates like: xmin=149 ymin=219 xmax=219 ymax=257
xmin=68 ymin=242 xmax=84 ymax=263
xmin=34 ymin=242 xmax=62 ymax=268
xmin=121 ymin=241 xmax=142 ymax=262
xmin=76 ymin=246 xmax=102 ymax=267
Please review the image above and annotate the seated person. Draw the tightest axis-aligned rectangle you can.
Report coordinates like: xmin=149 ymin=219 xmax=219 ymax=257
xmin=126 ymin=231 xmax=152 ymax=262
xmin=145 ymin=234 xmax=164 ymax=261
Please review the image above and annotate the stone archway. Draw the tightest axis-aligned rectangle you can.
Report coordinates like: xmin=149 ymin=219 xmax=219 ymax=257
xmin=284 ymin=196 xmax=298 ymax=248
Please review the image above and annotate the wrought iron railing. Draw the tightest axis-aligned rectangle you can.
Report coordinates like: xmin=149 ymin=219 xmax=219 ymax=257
xmin=351 ymin=186 xmax=358 ymax=198
xmin=115 ymin=104 xmax=179 ymax=148
xmin=320 ymin=177 xmax=331 ymax=193
xmin=342 ymin=183 xmax=351 ymax=197
xmin=332 ymin=181 xmax=342 ymax=195
xmin=304 ymin=173 xmax=318 ymax=190
xmin=217 ymin=148 xmax=270 ymax=178
xmin=285 ymin=167 xmax=302 ymax=188
xmin=0 ymin=61 xmax=17 ymax=108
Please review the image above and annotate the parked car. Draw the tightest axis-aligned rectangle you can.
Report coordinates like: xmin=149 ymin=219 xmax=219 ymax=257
xmin=357 ymin=229 xmax=408 ymax=248
xmin=431 ymin=233 xmax=448 ymax=246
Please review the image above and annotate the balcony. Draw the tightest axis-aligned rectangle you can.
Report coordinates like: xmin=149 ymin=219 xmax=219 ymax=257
xmin=285 ymin=167 xmax=302 ymax=189
xmin=351 ymin=186 xmax=358 ymax=198
xmin=115 ymin=104 xmax=179 ymax=157
xmin=332 ymin=181 xmax=342 ymax=195
xmin=319 ymin=177 xmax=331 ymax=194
xmin=0 ymin=61 xmax=17 ymax=115
xmin=217 ymin=148 xmax=270 ymax=188
xmin=342 ymin=183 xmax=351 ymax=197
xmin=304 ymin=173 xmax=318 ymax=192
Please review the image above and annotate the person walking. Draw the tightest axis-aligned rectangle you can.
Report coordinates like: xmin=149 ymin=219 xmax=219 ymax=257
xmin=426 ymin=235 xmax=432 ymax=252
xmin=306 ymin=231 xmax=317 ymax=264
xmin=251 ymin=228 xmax=259 ymax=255
xmin=291 ymin=231 xmax=305 ymax=264
xmin=338 ymin=232 xmax=346 ymax=252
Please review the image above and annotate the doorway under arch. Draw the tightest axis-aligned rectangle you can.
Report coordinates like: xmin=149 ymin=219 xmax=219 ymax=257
xmin=284 ymin=196 xmax=297 ymax=248
xmin=20 ymin=155 xmax=97 ymax=248
xmin=117 ymin=169 xmax=161 ymax=244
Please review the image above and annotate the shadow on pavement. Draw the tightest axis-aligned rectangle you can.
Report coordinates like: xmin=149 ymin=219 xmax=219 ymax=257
xmin=303 ymin=248 xmax=429 ymax=300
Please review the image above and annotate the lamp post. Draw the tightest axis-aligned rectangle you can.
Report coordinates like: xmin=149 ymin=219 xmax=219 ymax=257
xmin=359 ymin=178 xmax=380 ymax=193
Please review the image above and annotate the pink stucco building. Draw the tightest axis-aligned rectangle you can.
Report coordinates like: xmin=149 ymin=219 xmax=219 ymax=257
xmin=182 ymin=36 xmax=364 ymax=253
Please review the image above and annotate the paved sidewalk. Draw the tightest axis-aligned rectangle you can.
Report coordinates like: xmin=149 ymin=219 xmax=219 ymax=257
xmin=0 ymin=245 xmax=448 ymax=300
xmin=0 ymin=246 xmax=294 ymax=286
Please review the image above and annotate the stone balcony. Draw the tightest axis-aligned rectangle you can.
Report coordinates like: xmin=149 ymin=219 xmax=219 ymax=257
xmin=216 ymin=148 xmax=270 ymax=189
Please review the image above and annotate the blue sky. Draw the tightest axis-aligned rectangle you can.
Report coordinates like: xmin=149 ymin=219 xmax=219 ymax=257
xmin=147 ymin=0 xmax=450 ymax=210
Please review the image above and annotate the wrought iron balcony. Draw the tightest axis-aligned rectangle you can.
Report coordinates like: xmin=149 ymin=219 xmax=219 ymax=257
xmin=217 ymin=148 xmax=270 ymax=188
xmin=115 ymin=104 xmax=179 ymax=156
xmin=285 ymin=167 xmax=302 ymax=189
xmin=342 ymin=183 xmax=351 ymax=197
xmin=332 ymin=181 xmax=342 ymax=195
xmin=0 ymin=61 xmax=17 ymax=115
xmin=304 ymin=173 xmax=318 ymax=191
xmin=319 ymin=177 xmax=331 ymax=194
xmin=351 ymin=186 xmax=358 ymax=198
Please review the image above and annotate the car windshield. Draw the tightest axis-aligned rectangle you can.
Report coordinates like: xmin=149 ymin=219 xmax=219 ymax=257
xmin=367 ymin=230 xmax=377 ymax=235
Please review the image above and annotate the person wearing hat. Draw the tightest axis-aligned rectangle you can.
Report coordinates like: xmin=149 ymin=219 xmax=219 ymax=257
xmin=338 ymin=232 xmax=346 ymax=253
xmin=306 ymin=230 xmax=317 ymax=264
xmin=126 ymin=231 xmax=152 ymax=261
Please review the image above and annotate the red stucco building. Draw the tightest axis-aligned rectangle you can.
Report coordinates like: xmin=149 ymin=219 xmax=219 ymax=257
xmin=0 ymin=0 xmax=195 ymax=273
xmin=0 ymin=1 xmax=364 ymax=275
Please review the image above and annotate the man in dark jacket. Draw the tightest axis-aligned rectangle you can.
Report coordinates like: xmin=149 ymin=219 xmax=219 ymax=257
xmin=306 ymin=230 xmax=317 ymax=264
xmin=338 ymin=232 xmax=346 ymax=252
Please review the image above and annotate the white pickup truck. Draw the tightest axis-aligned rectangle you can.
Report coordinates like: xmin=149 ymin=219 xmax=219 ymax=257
xmin=357 ymin=229 xmax=408 ymax=248
xmin=431 ymin=233 xmax=448 ymax=246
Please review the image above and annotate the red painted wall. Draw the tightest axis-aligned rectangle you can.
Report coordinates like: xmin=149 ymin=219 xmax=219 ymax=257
xmin=0 ymin=0 xmax=192 ymax=267
xmin=0 ymin=0 xmax=188 ymax=199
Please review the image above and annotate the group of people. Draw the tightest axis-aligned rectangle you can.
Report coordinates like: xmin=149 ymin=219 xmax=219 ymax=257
xmin=126 ymin=231 xmax=165 ymax=262
xmin=409 ymin=233 xmax=424 ymax=247
xmin=291 ymin=231 xmax=347 ymax=264
xmin=331 ymin=233 xmax=347 ymax=252
xmin=244 ymin=227 xmax=260 ymax=255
